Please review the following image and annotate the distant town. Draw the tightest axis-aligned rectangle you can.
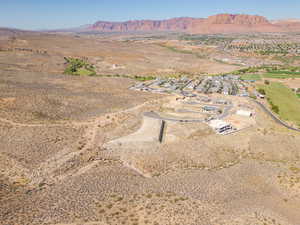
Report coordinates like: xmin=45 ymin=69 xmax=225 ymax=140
xmin=130 ymin=75 xmax=260 ymax=135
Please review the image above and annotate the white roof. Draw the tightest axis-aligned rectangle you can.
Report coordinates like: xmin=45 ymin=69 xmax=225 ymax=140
xmin=236 ymin=110 xmax=253 ymax=116
xmin=209 ymin=120 xmax=230 ymax=129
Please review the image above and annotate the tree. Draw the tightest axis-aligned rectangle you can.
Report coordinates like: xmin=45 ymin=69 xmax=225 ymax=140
xmin=258 ymin=88 xmax=266 ymax=95
xmin=271 ymin=105 xmax=279 ymax=114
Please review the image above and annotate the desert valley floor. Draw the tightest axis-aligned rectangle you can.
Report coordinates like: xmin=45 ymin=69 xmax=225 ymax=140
xmin=1 ymin=27 xmax=300 ymax=225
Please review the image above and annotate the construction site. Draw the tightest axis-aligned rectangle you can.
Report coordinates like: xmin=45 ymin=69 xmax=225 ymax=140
xmin=103 ymin=91 xmax=257 ymax=177
xmin=128 ymin=75 xmax=255 ymax=137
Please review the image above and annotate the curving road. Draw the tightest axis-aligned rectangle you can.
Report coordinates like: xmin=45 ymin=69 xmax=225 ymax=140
xmin=253 ymin=100 xmax=300 ymax=132
xmin=144 ymin=102 xmax=233 ymax=123
xmin=144 ymin=111 xmax=205 ymax=123
xmin=145 ymin=99 xmax=300 ymax=133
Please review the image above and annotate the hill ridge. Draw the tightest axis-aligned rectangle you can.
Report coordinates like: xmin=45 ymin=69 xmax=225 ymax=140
xmin=88 ymin=13 xmax=300 ymax=34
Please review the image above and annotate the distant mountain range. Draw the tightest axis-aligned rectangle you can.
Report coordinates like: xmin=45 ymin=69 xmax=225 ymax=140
xmin=0 ymin=27 xmax=36 ymax=36
xmin=87 ymin=14 xmax=300 ymax=34
xmin=1 ymin=14 xmax=300 ymax=35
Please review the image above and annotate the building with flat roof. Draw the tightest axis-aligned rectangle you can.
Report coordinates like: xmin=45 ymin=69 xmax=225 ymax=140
xmin=236 ymin=110 xmax=253 ymax=117
xmin=209 ymin=119 xmax=232 ymax=134
xmin=203 ymin=106 xmax=220 ymax=112
xmin=214 ymin=99 xmax=228 ymax=105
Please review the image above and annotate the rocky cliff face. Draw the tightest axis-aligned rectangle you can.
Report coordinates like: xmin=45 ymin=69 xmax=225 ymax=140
xmin=90 ymin=17 xmax=199 ymax=32
xmin=271 ymin=19 xmax=300 ymax=31
xmin=206 ymin=14 xmax=269 ymax=25
xmin=88 ymin=14 xmax=300 ymax=34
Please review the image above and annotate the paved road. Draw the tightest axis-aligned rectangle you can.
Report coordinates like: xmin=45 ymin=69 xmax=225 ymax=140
xmin=145 ymin=99 xmax=300 ymax=133
xmin=218 ymin=104 xmax=233 ymax=119
xmin=254 ymin=100 xmax=300 ymax=132
xmin=144 ymin=102 xmax=233 ymax=123
xmin=144 ymin=111 xmax=205 ymax=123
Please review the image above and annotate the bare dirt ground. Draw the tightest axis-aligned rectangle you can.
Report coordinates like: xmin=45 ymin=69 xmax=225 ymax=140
xmin=0 ymin=33 xmax=241 ymax=76
xmin=1 ymin=70 xmax=300 ymax=225
xmin=264 ymin=78 xmax=300 ymax=89
xmin=0 ymin=69 xmax=158 ymax=123
xmin=1 ymin=32 xmax=300 ymax=225
xmin=2 ymin=86 xmax=299 ymax=225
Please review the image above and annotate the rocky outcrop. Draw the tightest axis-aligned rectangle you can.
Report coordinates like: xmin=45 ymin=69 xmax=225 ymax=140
xmin=205 ymin=14 xmax=269 ymax=25
xmin=271 ymin=19 xmax=300 ymax=31
xmin=90 ymin=17 xmax=199 ymax=32
xmin=88 ymin=14 xmax=300 ymax=34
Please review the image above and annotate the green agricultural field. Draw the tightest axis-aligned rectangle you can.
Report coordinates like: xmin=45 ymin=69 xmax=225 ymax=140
xmin=263 ymin=72 xmax=300 ymax=79
xmin=268 ymin=70 xmax=300 ymax=75
xmin=240 ymin=72 xmax=300 ymax=81
xmin=240 ymin=74 xmax=262 ymax=81
xmin=258 ymin=82 xmax=300 ymax=126
xmin=297 ymin=94 xmax=300 ymax=98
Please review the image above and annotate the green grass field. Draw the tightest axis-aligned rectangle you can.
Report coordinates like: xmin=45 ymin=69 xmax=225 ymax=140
xmin=263 ymin=72 xmax=300 ymax=79
xmin=240 ymin=72 xmax=300 ymax=81
xmin=258 ymin=82 xmax=300 ymax=127
xmin=268 ymin=70 xmax=300 ymax=75
xmin=297 ymin=94 xmax=300 ymax=98
xmin=76 ymin=68 xmax=95 ymax=76
xmin=240 ymin=74 xmax=262 ymax=81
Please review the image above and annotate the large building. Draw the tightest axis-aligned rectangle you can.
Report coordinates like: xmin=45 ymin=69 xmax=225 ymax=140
xmin=236 ymin=110 xmax=253 ymax=117
xmin=209 ymin=119 xmax=232 ymax=134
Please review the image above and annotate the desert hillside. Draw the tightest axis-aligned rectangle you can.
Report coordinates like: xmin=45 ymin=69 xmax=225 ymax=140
xmin=1 ymin=6 xmax=300 ymax=225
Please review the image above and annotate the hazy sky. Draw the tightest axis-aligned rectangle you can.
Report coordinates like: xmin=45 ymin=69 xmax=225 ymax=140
xmin=1 ymin=0 xmax=300 ymax=30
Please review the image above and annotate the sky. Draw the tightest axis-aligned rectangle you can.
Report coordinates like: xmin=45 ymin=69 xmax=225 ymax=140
xmin=1 ymin=0 xmax=300 ymax=30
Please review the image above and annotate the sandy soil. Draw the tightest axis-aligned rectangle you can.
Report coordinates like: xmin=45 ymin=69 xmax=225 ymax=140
xmin=1 ymin=32 xmax=300 ymax=225
xmin=0 ymin=33 xmax=241 ymax=76
xmin=264 ymin=78 xmax=300 ymax=89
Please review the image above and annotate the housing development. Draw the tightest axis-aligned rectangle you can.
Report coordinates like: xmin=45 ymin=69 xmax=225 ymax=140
xmin=130 ymin=75 xmax=255 ymax=135
xmin=131 ymin=75 xmax=248 ymax=96
xmin=1 ymin=6 xmax=300 ymax=225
